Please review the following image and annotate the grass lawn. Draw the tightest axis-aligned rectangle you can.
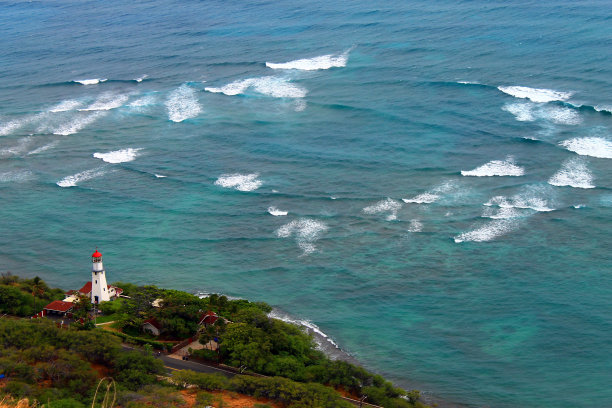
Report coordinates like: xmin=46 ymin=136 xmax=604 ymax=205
xmin=93 ymin=313 xmax=117 ymax=324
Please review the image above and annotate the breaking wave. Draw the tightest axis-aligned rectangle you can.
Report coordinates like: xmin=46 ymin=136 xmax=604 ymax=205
xmin=268 ymin=206 xmax=288 ymax=216
xmin=134 ymin=74 xmax=148 ymax=83
xmin=49 ymin=100 xmax=83 ymax=112
xmin=215 ymin=173 xmax=262 ymax=192
xmin=276 ymin=218 xmax=328 ymax=255
xmin=402 ymin=192 xmax=439 ymax=204
xmin=402 ymin=181 xmax=460 ymax=204
xmin=128 ymin=95 xmax=157 ymax=108
xmin=454 ymin=219 xmax=518 ymax=243
xmin=52 ymin=111 xmax=107 ymax=135
xmin=0 ymin=170 xmax=34 ymax=183
xmin=93 ymin=148 xmax=142 ymax=164
xmin=502 ymin=103 xmax=582 ymax=125
xmin=0 ymin=120 xmax=24 ymax=136
xmin=461 ymin=156 xmax=525 ymax=177
xmin=166 ymin=84 xmax=202 ymax=122
xmin=498 ymin=86 xmax=573 ymax=103
xmin=72 ymin=78 xmax=107 ymax=85
xmin=559 ymin=137 xmax=612 ymax=159
xmin=269 ymin=309 xmax=339 ymax=349
xmin=407 ymin=219 xmax=423 ymax=232
xmin=28 ymin=141 xmax=60 ymax=155
xmin=56 ymin=167 xmax=106 ymax=187
xmin=205 ymin=76 xmax=307 ymax=98
xmin=548 ymin=158 xmax=595 ymax=189
xmin=79 ymin=93 xmax=129 ymax=111
xmin=266 ymin=49 xmax=350 ymax=71
xmin=484 ymin=193 xmax=555 ymax=213
xmin=362 ymin=198 xmax=402 ymax=221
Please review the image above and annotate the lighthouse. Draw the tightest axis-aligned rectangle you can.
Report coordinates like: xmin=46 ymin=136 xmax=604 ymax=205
xmin=91 ymin=248 xmax=110 ymax=304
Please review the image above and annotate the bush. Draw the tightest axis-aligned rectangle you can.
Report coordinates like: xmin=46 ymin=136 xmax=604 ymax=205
xmin=48 ymin=398 xmax=86 ymax=408
xmin=192 ymin=348 xmax=217 ymax=361
xmin=2 ymin=380 xmax=34 ymax=398
xmin=172 ymin=371 xmax=229 ymax=391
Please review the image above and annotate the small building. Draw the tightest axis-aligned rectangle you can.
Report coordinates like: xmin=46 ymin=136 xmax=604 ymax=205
xmin=43 ymin=300 xmax=74 ymax=317
xmin=198 ymin=311 xmax=219 ymax=327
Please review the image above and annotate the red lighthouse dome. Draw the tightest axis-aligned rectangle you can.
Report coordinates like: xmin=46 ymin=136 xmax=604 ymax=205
xmin=92 ymin=249 xmax=102 ymax=258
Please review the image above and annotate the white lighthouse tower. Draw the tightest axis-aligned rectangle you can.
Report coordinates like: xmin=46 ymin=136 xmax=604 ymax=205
xmin=91 ymin=248 xmax=110 ymax=304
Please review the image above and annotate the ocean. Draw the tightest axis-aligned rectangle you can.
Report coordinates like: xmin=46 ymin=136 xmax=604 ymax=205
xmin=1 ymin=0 xmax=611 ymax=406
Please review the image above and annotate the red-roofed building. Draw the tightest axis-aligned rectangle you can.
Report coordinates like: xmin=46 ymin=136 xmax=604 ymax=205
xmin=143 ymin=318 xmax=163 ymax=336
xmin=198 ymin=311 xmax=219 ymax=327
xmin=43 ymin=300 xmax=74 ymax=316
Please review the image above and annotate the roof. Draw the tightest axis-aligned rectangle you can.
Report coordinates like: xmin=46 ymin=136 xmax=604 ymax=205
xmin=44 ymin=300 xmax=74 ymax=313
xmin=79 ymin=282 xmax=92 ymax=294
xmin=92 ymin=249 xmax=102 ymax=258
xmin=143 ymin=318 xmax=162 ymax=330
xmin=198 ymin=310 xmax=219 ymax=325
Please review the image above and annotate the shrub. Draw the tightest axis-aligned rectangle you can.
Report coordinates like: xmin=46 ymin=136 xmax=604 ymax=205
xmin=48 ymin=398 xmax=86 ymax=408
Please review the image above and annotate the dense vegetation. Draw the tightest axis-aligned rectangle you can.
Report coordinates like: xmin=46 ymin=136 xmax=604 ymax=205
xmin=0 ymin=273 xmax=65 ymax=317
xmin=0 ymin=318 xmax=165 ymax=407
xmin=111 ymin=283 xmax=427 ymax=408
xmin=172 ymin=370 xmax=354 ymax=408
xmin=0 ymin=276 xmax=429 ymax=408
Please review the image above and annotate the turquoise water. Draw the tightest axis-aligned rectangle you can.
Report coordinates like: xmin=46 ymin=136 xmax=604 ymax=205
xmin=1 ymin=1 xmax=612 ymax=406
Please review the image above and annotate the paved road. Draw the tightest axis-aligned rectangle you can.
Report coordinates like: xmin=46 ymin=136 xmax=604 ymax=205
xmin=160 ymin=355 xmax=236 ymax=378
xmin=121 ymin=344 xmax=381 ymax=407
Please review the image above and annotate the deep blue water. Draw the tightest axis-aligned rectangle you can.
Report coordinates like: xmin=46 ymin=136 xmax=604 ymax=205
xmin=1 ymin=1 xmax=612 ymax=406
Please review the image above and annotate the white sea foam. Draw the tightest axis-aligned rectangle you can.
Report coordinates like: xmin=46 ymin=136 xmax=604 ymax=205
xmin=457 ymin=81 xmax=480 ymax=85
xmin=215 ymin=173 xmax=262 ymax=192
xmin=363 ymin=198 xmax=402 ymax=221
xmin=502 ymin=103 xmax=535 ymax=122
xmin=268 ymin=310 xmax=339 ymax=349
xmin=93 ymin=148 xmax=142 ymax=164
xmin=594 ymin=105 xmax=612 ymax=114
xmin=79 ymin=92 xmax=129 ymax=111
xmin=462 ymin=156 xmax=525 ymax=177
xmin=559 ymin=137 xmax=612 ymax=159
xmin=73 ymin=78 xmax=107 ymax=85
xmin=267 ymin=206 xmax=288 ymax=216
xmin=49 ymin=100 xmax=83 ymax=112
xmin=276 ymin=218 xmax=328 ymax=254
xmin=541 ymin=105 xmax=582 ymax=125
xmin=0 ymin=137 xmax=32 ymax=157
xmin=498 ymin=86 xmax=573 ymax=103
xmin=407 ymin=219 xmax=423 ymax=232
xmin=128 ymin=95 xmax=156 ymax=108
xmin=205 ymin=76 xmax=307 ymax=98
xmin=166 ymin=84 xmax=202 ymax=122
xmin=0 ymin=120 xmax=24 ymax=136
xmin=573 ymin=204 xmax=585 ymax=209
xmin=484 ymin=193 xmax=555 ymax=212
xmin=52 ymin=111 xmax=107 ymax=135
xmin=402 ymin=193 xmax=439 ymax=204
xmin=135 ymin=74 xmax=148 ymax=82
xmin=502 ymin=103 xmax=581 ymax=125
xmin=57 ymin=167 xmax=106 ymax=187
xmin=266 ymin=49 xmax=350 ymax=71
xmin=481 ymin=206 xmax=524 ymax=220
xmin=548 ymin=158 xmax=595 ymax=189
xmin=154 ymin=174 xmax=167 ymax=178
xmin=0 ymin=170 xmax=34 ymax=183
xmin=28 ymin=141 xmax=59 ymax=155
xmin=454 ymin=219 xmax=518 ymax=243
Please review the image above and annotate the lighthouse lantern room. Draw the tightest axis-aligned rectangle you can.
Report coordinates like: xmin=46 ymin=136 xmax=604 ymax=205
xmin=91 ymin=248 xmax=110 ymax=304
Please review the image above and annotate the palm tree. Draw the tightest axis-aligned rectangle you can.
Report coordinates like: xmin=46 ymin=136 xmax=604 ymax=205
xmin=31 ymin=276 xmax=46 ymax=314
